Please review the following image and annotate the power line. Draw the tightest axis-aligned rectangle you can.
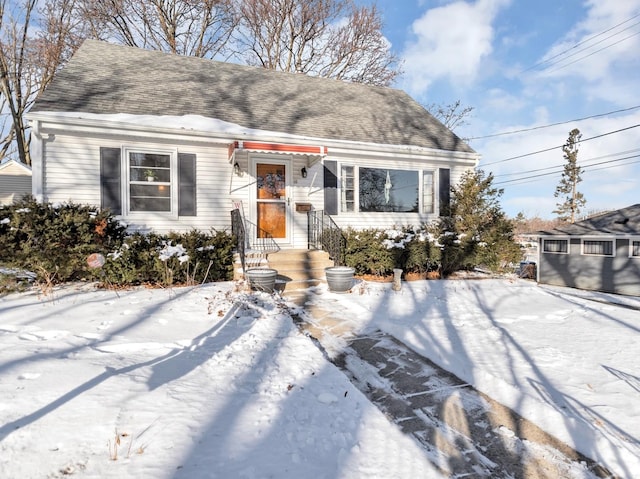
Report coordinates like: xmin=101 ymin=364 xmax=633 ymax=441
xmin=493 ymin=148 xmax=640 ymax=177
xmin=538 ymin=21 xmax=640 ymax=72
xmin=520 ymin=13 xmax=640 ymax=73
xmin=494 ymin=154 xmax=640 ymax=186
xmin=481 ymin=123 xmax=640 ymax=167
xmin=545 ymin=30 xmax=640 ymax=74
xmin=467 ymin=105 xmax=640 ymax=140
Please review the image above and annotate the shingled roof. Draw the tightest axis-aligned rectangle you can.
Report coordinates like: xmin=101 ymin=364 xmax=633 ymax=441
xmin=539 ymin=204 xmax=640 ymax=236
xmin=31 ymin=40 xmax=475 ymax=154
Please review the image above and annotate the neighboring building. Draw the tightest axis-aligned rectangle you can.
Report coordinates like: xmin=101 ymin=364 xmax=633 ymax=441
xmin=0 ymin=159 xmax=32 ymax=206
xmin=27 ymin=40 xmax=478 ymax=249
xmin=537 ymin=204 xmax=640 ymax=296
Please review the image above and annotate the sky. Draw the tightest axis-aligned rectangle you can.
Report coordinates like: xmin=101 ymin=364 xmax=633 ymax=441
xmin=0 ymin=278 xmax=638 ymax=477
xmin=365 ymin=0 xmax=640 ymax=219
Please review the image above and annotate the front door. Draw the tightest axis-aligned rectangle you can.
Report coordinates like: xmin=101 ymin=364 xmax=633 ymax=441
xmin=255 ymin=160 xmax=289 ymax=243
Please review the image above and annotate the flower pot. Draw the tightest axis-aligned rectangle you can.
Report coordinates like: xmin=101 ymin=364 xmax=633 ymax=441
xmin=147 ymin=177 xmax=155 ymax=182
xmin=245 ymin=268 xmax=278 ymax=293
xmin=325 ymin=266 xmax=355 ymax=293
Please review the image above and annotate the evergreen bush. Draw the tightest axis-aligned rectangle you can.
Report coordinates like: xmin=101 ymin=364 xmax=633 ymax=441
xmin=0 ymin=197 xmax=126 ymax=283
xmin=343 ymin=225 xmax=439 ymax=276
xmin=0 ymin=198 xmax=235 ymax=288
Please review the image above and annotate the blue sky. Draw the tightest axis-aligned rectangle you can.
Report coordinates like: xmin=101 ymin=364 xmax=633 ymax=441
xmin=366 ymin=0 xmax=640 ymax=219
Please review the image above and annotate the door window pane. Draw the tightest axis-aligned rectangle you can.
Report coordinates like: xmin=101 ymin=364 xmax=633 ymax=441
xmin=257 ymin=202 xmax=286 ymax=238
xmin=257 ymin=164 xmax=285 ymax=199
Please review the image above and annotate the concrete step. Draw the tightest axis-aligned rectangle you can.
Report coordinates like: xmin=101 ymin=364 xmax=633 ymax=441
xmin=235 ymin=249 xmax=335 ymax=290
xmin=270 ymin=249 xmax=334 ymax=291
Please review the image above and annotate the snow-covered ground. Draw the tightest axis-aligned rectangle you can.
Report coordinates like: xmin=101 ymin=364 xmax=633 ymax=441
xmin=0 ymin=278 xmax=638 ymax=478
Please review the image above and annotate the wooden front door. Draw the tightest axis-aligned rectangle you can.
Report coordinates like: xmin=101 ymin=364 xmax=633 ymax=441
xmin=256 ymin=161 xmax=288 ymax=240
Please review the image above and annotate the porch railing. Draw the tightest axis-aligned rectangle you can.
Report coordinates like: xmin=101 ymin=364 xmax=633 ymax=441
xmin=231 ymin=208 xmax=280 ymax=274
xmin=307 ymin=209 xmax=345 ymax=266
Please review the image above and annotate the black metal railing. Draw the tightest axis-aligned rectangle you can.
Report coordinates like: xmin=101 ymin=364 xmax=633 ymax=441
xmin=231 ymin=208 xmax=280 ymax=274
xmin=308 ymin=209 xmax=345 ymax=266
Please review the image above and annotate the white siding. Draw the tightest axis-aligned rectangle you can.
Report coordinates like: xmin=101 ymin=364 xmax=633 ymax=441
xmin=42 ymin=132 xmax=250 ymax=235
xmin=36 ymin=123 xmax=476 ymax=247
xmin=0 ymin=162 xmax=32 ymax=205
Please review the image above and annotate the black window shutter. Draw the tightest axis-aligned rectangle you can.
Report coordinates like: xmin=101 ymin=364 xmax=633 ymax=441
xmin=323 ymin=160 xmax=338 ymax=215
xmin=100 ymin=147 xmax=122 ymax=215
xmin=178 ymin=153 xmax=197 ymax=216
xmin=439 ymin=168 xmax=451 ymax=217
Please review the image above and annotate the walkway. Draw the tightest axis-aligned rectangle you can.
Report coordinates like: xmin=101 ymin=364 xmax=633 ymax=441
xmin=284 ymin=289 xmax=615 ymax=479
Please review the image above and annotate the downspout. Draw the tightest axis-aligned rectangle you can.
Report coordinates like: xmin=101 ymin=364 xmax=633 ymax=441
xmin=29 ymin=119 xmax=44 ymax=202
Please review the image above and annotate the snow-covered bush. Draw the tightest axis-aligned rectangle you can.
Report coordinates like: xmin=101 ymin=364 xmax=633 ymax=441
xmin=0 ymin=198 xmax=234 ymax=289
xmin=343 ymin=225 xmax=439 ymax=277
xmin=0 ymin=197 xmax=127 ymax=284
xmin=102 ymin=229 xmax=234 ymax=287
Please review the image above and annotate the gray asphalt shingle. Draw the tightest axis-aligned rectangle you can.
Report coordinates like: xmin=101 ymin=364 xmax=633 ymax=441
xmin=32 ymin=40 xmax=475 ymax=153
xmin=539 ymin=204 xmax=640 ymax=235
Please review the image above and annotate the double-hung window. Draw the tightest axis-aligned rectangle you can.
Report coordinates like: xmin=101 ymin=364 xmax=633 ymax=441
xmin=632 ymin=240 xmax=640 ymax=257
xmin=341 ymin=165 xmax=355 ymax=212
xmin=100 ymin=146 xmax=196 ymax=217
xmin=127 ymin=150 xmax=173 ymax=213
xmin=423 ymin=170 xmax=435 ymax=214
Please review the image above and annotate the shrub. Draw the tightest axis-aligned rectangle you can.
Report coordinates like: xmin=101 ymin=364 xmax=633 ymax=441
xmin=0 ymin=197 xmax=127 ymax=284
xmin=343 ymin=225 xmax=439 ymax=277
xmin=0 ymin=198 xmax=235 ymax=288
xmin=101 ymin=229 xmax=235 ymax=287
xmin=343 ymin=228 xmax=395 ymax=276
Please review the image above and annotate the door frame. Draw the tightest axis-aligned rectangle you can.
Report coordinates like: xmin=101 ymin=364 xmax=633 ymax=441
xmin=250 ymin=155 xmax=293 ymax=246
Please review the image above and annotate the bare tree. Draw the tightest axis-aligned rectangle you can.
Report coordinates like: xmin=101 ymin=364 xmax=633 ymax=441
xmin=78 ymin=0 xmax=237 ymax=58
xmin=426 ymin=100 xmax=474 ymax=133
xmin=0 ymin=0 xmax=81 ymax=165
xmin=233 ymin=0 xmax=400 ymax=86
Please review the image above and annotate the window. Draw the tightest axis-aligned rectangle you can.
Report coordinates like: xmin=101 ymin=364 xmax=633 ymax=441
xmin=341 ymin=165 xmax=355 ymax=212
xmin=100 ymin=147 xmax=196 ymax=217
xmin=338 ymin=164 xmax=438 ymax=214
xmin=632 ymin=240 xmax=640 ymax=257
xmin=543 ymin=239 xmax=568 ymax=253
xmin=423 ymin=171 xmax=434 ymax=214
xmin=128 ymin=151 xmax=172 ymax=212
xmin=359 ymin=167 xmax=418 ymax=213
xmin=582 ymin=240 xmax=614 ymax=256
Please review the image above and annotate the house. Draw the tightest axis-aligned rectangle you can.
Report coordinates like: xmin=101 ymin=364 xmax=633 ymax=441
xmin=0 ymin=159 xmax=32 ymax=206
xmin=537 ymin=204 xmax=640 ymax=296
xmin=28 ymin=40 xmax=478 ymax=252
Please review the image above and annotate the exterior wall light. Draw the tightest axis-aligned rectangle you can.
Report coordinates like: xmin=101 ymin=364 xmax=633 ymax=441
xmin=301 ymin=166 xmax=307 ymax=178
xmin=233 ymin=162 xmax=241 ymax=176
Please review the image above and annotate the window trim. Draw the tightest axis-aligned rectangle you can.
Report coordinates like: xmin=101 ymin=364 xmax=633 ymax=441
xmin=629 ymin=237 xmax=640 ymax=258
xmin=422 ymin=169 xmax=435 ymax=214
xmin=123 ymin=146 xmax=178 ymax=218
xmin=581 ymin=237 xmax=615 ymax=257
xmin=338 ymin=163 xmax=438 ymax=215
xmin=542 ymin=237 xmax=569 ymax=254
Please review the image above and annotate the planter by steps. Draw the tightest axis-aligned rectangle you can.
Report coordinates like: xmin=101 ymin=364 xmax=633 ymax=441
xmin=325 ymin=266 xmax=355 ymax=293
xmin=245 ymin=268 xmax=278 ymax=293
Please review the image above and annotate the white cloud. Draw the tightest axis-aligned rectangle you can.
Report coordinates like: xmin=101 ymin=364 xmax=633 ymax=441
xmin=401 ymin=0 xmax=511 ymax=95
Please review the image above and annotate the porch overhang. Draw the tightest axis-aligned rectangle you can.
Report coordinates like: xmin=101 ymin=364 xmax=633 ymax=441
xmin=228 ymin=141 xmax=328 ymax=163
